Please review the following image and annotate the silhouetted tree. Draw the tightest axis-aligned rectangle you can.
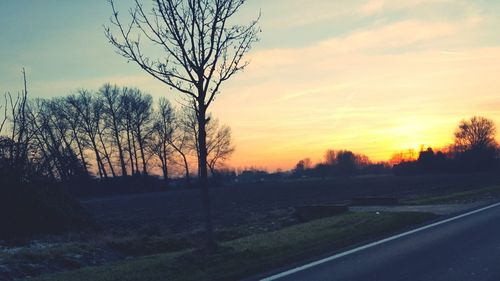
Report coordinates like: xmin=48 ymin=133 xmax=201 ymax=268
xmin=336 ymin=150 xmax=357 ymax=177
xmin=0 ymin=94 xmax=7 ymax=134
xmin=60 ymin=97 xmax=90 ymax=176
xmin=454 ymin=116 xmax=497 ymax=152
xmin=206 ymin=119 xmax=235 ymax=177
xmin=389 ymin=149 xmax=417 ymax=165
xmin=67 ymin=90 xmax=108 ymax=179
xmin=105 ymin=0 xmax=260 ymax=250
xmin=314 ymin=163 xmax=330 ymax=179
xmin=2 ymin=70 xmax=32 ymax=180
xmin=454 ymin=116 xmax=498 ymax=171
xmin=324 ymin=149 xmax=336 ymax=165
xmin=293 ymin=158 xmax=312 ymax=177
xmin=99 ymin=84 xmax=128 ymax=176
xmin=151 ymin=98 xmax=175 ymax=184
xmin=128 ymin=89 xmax=153 ymax=176
xmin=167 ymin=107 xmax=194 ymax=185
xmin=121 ymin=89 xmax=139 ymax=176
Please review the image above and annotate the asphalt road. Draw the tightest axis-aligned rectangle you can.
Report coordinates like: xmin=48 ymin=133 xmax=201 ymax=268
xmin=261 ymin=202 xmax=500 ymax=281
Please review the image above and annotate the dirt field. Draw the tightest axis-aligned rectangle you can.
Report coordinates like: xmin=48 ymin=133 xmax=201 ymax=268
xmin=3 ymin=173 xmax=499 ymax=281
xmin=81 ymin=173 xmax=500 ymax=235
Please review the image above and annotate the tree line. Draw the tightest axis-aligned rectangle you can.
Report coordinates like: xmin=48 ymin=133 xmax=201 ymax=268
xmin=394 ymin=116 xmax=498 ymax=175
xmin=0 ymin=80 xmax=234 ymax=186
xmin=290 ymin=116 xmax=499 ymax=178
xmin=292 ymin=150 xmax=390 ymax=178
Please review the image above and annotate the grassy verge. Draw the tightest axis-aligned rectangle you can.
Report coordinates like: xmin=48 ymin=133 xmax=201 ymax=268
xmin=403 ymin=185 xmax=500 ymax=205
xmin=29 ymin=212 xmax=435 ymax=281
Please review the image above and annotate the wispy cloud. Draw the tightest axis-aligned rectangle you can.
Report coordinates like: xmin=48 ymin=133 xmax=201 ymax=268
xmin=276 ymin=83 xmax=353 ymax=102
xmin=215 ymin=12 xmax=500 ymax=169
xmin=359 ymin=0 xmax=385 ymax=16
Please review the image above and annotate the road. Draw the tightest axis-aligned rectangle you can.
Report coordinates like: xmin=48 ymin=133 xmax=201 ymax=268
xmin=260 ymin=202 xmax=500 ymax=281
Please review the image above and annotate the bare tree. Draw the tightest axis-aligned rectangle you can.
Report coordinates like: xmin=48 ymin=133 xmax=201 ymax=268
xmin=454 ymin=116 xmax=497 ymax=152
xmin=168 ymin=108 xmax=194 ymax=185
xmin=293 ymin=158 xmax=312 ymax=177
xmin=99 ymin=84 xmax=128 ymax=176
xmin=3 ymin=69 xmax=31 ymax=173
xmin=121 ymin=89 xmax=139 ymax=176
xmin=128 ymin=89 xmax=153 ymax=176
xmin=67 ymin=91 xmax=108 ymax=179
xmin=181 ymin=110 xmax=234 ymax=177
xmin=206 ymin=118 xmax=234 ymax=176
xmin=0 ymin=94 xmax=8 ymax=134
xmin=324 ymin=149 xmax=336 ymax=165
xmin=105 ymin=0 xmax=259 ymax=249
xmin=61 ymin=98 xmax=91 ymax=175
xmin=96 ymin=112 xmax=117 ymax=178
xmin=150 ymin=98 xmax=175 ymax=184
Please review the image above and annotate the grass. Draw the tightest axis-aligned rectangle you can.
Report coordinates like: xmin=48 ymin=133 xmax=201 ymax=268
xmin=105 ymin=235 xmax=191 ymax=257
xmin=403 ymin=185 xmax=500 ymax=205
xmin=28 ymin=211 xmax=436 ymax=281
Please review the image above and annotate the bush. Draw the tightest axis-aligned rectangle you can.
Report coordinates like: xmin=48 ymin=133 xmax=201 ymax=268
xmin=0 ymin=178 xmax=94 ymax=242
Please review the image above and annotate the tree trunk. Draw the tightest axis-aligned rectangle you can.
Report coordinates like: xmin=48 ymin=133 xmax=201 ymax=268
xmin=208 ymin=162 xmax=216 ymax=184
xmin=125 ymin=124 xmax=135 ymax=176
xmin=91 ymin=138 xmax=107 ymax=179
xmin=98 ymin=129 xmax=116 ymax=177
xmin=111 ymin=113 xmax=127 ymax=176
xmin=183 ymin=156 xmax=191 ymax=185
xmin=197 ymin=106 xmax=216 ymax=251
xmin=115 ymin=130 xmax=127 ymax=176
xmin=72 ymin=130 xmax=89 ymax=176
xmin=136 ymin=129 xmax=148 ymax=176
xmin=161 ymin=141 xmax=169 ymax=186
xmin=131 ymin=132 xmax=140 ymax=176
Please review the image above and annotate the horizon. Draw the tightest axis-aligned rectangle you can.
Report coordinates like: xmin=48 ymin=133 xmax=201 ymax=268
xmin=2 ymin=0 xmax=500 ymax=171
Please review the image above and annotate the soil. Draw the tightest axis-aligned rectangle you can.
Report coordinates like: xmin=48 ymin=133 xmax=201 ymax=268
xmin=81 ymin=173 xmax=500 ymax=235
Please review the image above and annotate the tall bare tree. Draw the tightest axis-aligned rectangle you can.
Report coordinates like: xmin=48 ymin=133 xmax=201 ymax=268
xmin=61 ymin=97 xmax=91 ymax=175
xmin=99 ymin=84 xmax=128 ymax=176
xmin=121 ymin=89 xmax=139 ymax=176
xmin=151 ymin=98 xmax=175 ymax=184
xmin=168 ymin=108 xmax=194 ymax=185
xmin=129 ymin=89 xmax=153 ymax=176
xmin=105 ymin=0 xmax=259 ymax=249
xmin=67 ymin=91 xmax=108 ymax=179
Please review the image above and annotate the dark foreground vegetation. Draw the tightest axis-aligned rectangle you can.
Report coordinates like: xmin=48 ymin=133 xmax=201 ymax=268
xmin=27 ymin=212 xmax=436 ymax=281
xmin=0 ymin=178 xmax=92 ymax=242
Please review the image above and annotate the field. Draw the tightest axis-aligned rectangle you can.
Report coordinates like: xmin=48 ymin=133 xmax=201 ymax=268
xmin=3 ymin=173 xmax=500 ymax=280
xmin=82 ymin=173 xmax=500 ymax=235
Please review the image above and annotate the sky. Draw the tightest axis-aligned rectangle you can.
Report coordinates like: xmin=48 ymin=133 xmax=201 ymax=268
xmin=1 ymin=0 xmax=500 ymax=171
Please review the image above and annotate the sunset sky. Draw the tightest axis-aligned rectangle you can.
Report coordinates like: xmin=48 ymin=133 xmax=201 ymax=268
xmin=2 ymin=0 xmax=500 ymax=171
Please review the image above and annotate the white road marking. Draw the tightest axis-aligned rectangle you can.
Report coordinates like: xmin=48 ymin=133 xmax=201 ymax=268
xmin=260 ymin=201 xmax=500 ymax=281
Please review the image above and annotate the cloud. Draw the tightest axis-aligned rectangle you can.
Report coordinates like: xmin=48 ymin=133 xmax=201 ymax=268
xmin=214 ymin=15 xmax=500 ymax=170
xmin=276 ymin=83 xmax=353 ymax=102
xmin=357 ymin=0 xmax=476 ymax=17
xmin=260 ymin=0 xmax=480 ymax=31
xmin=319 ymin=20 xmax=462 ymax=52
xmin=360 ymin=0 xmax=385 ymax=16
